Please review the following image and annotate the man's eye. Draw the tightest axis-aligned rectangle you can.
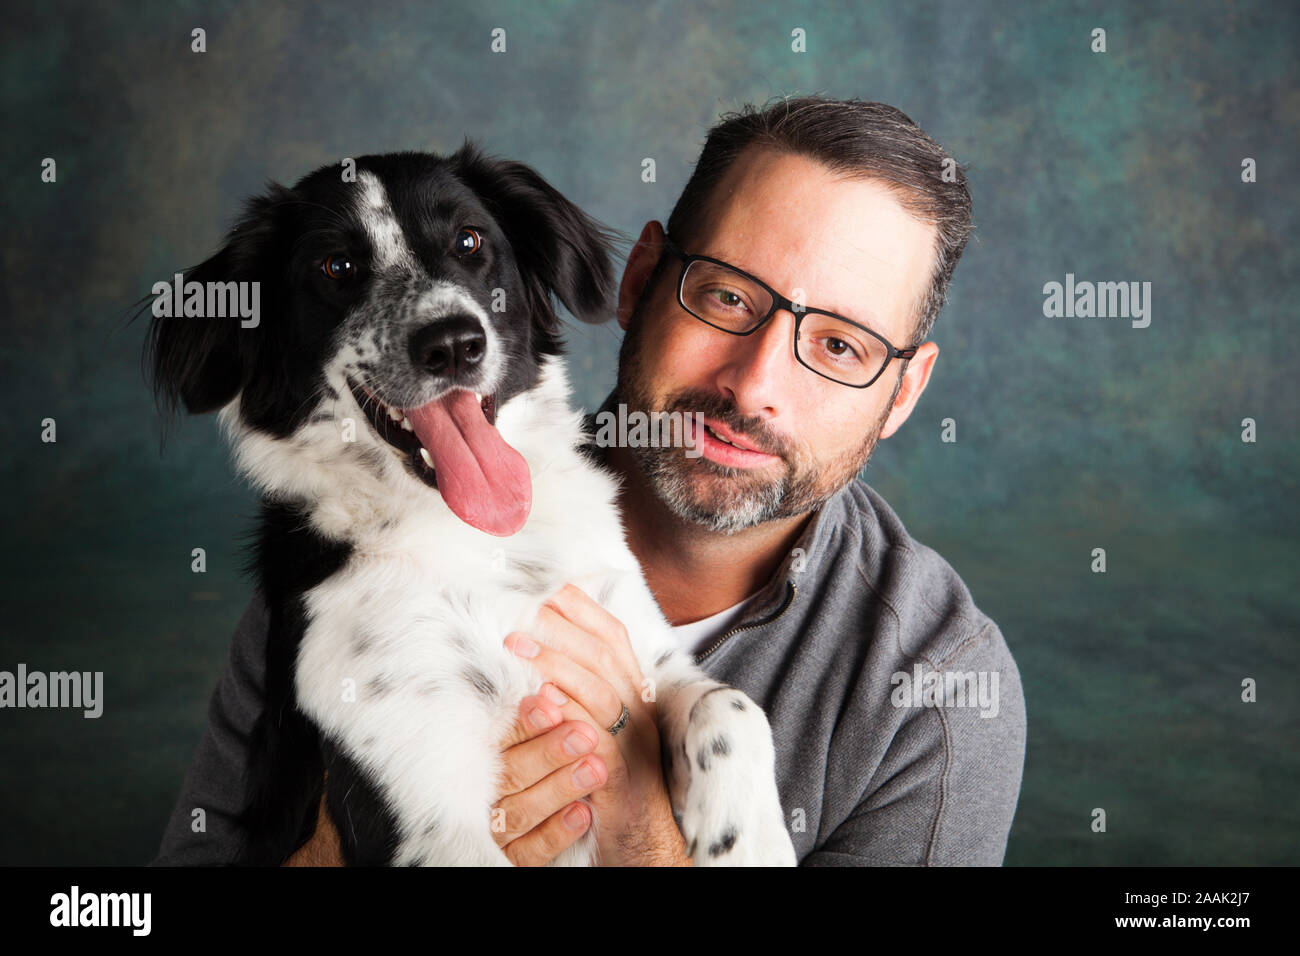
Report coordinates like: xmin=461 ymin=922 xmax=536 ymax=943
xmin=322 ymin=255 xmax=354 ymax=280
xmin=822 ymin=337 xmax=863 ymax=363
xmin=454 ymin=228 xmax=483 ymax=256
xmin=707 ymin=288 xmax=747 ymax=310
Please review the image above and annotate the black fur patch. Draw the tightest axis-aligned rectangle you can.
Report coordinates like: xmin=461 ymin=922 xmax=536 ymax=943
xmin=710 ymin=736 xmax=731 ymax=758
xmin=322 ymin=737 xmax=402 ymax=865
xmin=708 ymin=826 xmax=738 ymax=857
xmin=229 ymin=507 xmax=353 ymax=866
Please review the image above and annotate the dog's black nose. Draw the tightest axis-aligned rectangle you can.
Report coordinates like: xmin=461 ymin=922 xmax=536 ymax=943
xmin=409 ymin=316 xmax=486 ymax=378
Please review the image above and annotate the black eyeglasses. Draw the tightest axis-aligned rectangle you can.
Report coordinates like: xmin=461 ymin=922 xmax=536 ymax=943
xmin=660 ymin=236 xmax=919 ymax=388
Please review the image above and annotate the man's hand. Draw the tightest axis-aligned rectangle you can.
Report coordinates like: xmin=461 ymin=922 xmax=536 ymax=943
xmin=489 ymin=685 xmax=604 ymax=864
xmin=498 ymin=583 xmax=692 ymax=866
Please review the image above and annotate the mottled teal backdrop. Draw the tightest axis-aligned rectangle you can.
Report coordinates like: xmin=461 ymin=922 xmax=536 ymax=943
xmin=0 ymin=0 xmax=1295 ymax=865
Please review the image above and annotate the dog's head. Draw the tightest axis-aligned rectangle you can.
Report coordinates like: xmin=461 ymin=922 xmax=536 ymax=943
xmin=145 ymin=144 xmax=618 ymax=536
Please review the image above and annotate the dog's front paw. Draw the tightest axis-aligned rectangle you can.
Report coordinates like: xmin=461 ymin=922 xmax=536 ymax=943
xmin=674 ymin=686 xmax=797 ymax=867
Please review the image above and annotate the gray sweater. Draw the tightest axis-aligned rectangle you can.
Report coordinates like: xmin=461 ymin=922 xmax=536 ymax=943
xmin=152 ymin=427 xmax=1026 ymax=866
xmin=685 ymin=476 xmax=1026 ymax=865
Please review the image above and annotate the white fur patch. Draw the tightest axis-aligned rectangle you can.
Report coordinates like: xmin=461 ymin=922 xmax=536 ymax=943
xmin=354 ymin=172 xmax=415 ymax=272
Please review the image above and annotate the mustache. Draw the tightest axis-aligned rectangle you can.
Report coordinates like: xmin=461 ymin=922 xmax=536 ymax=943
xmin=664 ymin=389 xmax=790 ymax=458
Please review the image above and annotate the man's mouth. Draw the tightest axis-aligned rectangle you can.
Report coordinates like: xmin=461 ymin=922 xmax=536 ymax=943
xmin=702 ymin=422 xmax=757 ymax=451
xmin=345 ymin=377 xmax=531 ymax=536
xmin=696 ymin=417 xmax=780 ymax=467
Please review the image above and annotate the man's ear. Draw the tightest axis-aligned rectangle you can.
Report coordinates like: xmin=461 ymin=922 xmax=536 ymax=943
xmin=617 ymin=222 xmax=669 ymax=331
xmin=143 ymin=184 xmax=292 ymax=419
xmin=450 ymin=140 xmax=621 ymax=331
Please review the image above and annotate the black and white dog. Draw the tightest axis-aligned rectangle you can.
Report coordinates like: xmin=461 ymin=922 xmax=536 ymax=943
xmin=146 ymin=144 xmax=796 ymax=866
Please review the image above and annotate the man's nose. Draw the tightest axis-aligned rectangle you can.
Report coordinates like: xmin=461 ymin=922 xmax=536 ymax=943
xmin=713 ymin=308 xmax=798 ymax=417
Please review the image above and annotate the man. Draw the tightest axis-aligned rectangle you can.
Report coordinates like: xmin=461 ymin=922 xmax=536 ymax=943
xmin=152 ymin=96 xmax=1025 ymax=867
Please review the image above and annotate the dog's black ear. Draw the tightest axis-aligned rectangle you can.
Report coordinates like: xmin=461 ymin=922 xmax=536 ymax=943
xmin=451 ymin=141 xmax=620 ymax=329
xmin=143 ymin=184 xmax=292 ymax=420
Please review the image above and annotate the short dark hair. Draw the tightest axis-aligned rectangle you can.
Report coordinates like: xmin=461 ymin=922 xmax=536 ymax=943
xmin=660 ymin=95 xmax=974 ymax=350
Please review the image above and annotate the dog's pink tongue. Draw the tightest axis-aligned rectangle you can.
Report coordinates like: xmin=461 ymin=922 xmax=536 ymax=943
xmin=402 ymin=390 xmax=531 ymax=536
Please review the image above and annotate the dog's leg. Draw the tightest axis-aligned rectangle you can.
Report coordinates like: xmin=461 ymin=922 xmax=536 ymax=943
xmin=356 ymin=722 xmax=517 ymax=868
xmin=316 ymin=726 xmax=518 ymax=867
xmin=296 ymin=607 xmax=525 ymax=867
xmin=589 ymin=571 xmax=796 ymax=866
xmin=654 ymin=654 xmax=797 ymax=866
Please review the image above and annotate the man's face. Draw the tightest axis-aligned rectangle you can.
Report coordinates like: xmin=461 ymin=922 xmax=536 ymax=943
xmin=616 ymin=147 xmax=939 ymax=534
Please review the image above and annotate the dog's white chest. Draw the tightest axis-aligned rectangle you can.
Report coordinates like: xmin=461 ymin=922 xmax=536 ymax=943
xmin=289 ymin=476 xmax=679 ymax=865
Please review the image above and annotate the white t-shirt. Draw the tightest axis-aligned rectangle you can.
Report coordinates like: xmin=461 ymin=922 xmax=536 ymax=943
xmin=669 ymin=591 xmax=762 ymax=657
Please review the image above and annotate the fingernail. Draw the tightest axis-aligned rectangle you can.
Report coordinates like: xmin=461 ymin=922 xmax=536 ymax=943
xmin=573 ymin=762 xmax=598 ymax=789
xmin=563 ymin=729 xmax=594 ymax=756
xmin=527 ymin=708 xmax=551 ymax=731
xmin=507 ymin=633 xmax=539 ymax=658
xmin=542 ymin=683 xmax=567 ymax=706
xmin=563 ymin=804 xmax=588 ymax=831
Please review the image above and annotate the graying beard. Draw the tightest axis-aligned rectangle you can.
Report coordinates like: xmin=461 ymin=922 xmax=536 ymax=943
xmin=631 ymin=445 xmax=803 ymax=535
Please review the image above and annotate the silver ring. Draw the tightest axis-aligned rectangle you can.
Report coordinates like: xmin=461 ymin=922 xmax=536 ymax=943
xmin=607 ymin=703 xmax=630 ymax=737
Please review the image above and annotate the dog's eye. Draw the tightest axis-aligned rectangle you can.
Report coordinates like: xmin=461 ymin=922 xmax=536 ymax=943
xmin=322 ymin=255 xmax=354 ymax=280
xmin=453 ymin=228 xmax=482 ymax=256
